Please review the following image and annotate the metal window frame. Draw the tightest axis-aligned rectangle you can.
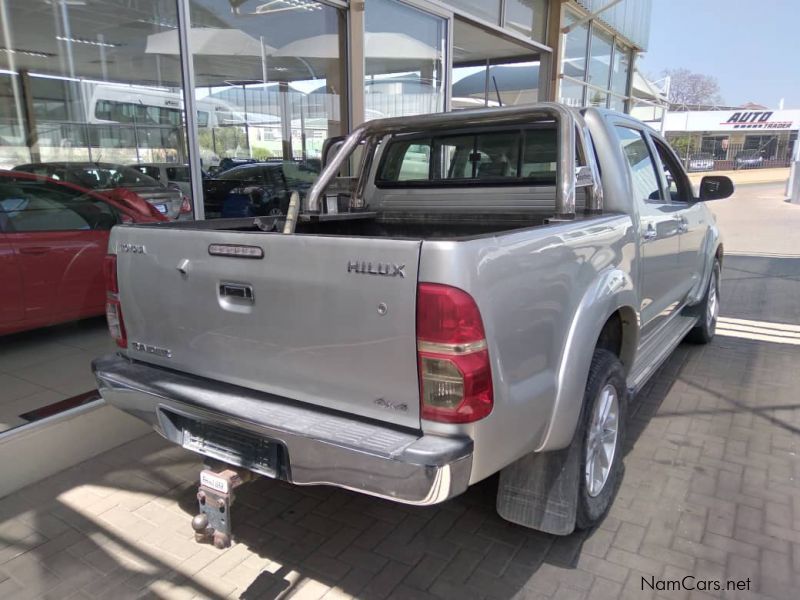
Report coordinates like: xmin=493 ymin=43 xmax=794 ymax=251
xmin=559 ymin=3 xmax=637 ymax=112
xmin=427 ymin=0 xmax=553 ymax=53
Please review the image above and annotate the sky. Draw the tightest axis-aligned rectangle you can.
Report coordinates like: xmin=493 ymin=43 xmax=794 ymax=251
xmin=638 ymin=0 xmax=800 ymax=109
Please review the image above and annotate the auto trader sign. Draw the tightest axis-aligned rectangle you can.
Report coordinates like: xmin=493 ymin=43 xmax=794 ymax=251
xmin=722 ymin=111 xmax=793 ymax=129
xmin=664 ymin=109 xmax=800 ymax=132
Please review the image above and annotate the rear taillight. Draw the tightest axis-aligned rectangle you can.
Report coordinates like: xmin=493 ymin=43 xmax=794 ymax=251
xmin=104 ymin=254 xmax=126 ymax=348
xmin=180 ymin=195 xmax=192 ymax=214
xmin=103 ymin=254 xmax=118 ymax=294
xmin=417 ymin=283 xmax=493 ymax=423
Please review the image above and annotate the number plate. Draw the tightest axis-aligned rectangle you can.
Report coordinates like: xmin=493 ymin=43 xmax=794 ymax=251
xmin=155 ymin=203 xmax=168 ymax=214
xmin=200 ymin=470 xmax=230 ymax=493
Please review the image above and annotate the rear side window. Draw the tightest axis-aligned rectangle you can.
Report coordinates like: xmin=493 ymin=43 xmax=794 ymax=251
xmin=380 ymin=138 xmax=432 ymax=181
xmin=377 ymin=128 xmax=556 ymax=185
xmin=0 ymin=181 xmax=118 ymax=232
xmin=166 ymin=167 xmax=191 ymax=181
xmin=615 ymin=126 xmax=662 ymax=203
xmin=133 ymin=166 xmax=162 ymax=181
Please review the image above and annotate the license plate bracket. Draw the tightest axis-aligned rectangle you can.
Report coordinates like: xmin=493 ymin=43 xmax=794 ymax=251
xmin=179 ymin=416 xmax=280 ymax=478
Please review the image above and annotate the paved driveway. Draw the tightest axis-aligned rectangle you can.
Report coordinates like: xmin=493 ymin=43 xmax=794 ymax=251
xmin=0 ymin=184 xmax=798 ymax=600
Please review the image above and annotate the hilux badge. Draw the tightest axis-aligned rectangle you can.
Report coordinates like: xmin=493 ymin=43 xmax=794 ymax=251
xmin=347 ymin=260 xmax=405 ymax=278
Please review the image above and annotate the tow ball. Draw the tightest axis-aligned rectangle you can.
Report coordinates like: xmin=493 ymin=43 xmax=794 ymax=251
xmin=191 ymin=463 xmax=252 ymax=549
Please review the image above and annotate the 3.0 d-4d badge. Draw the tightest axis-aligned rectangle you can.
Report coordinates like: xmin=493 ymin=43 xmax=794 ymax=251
xmin=131 ymin=341 xmax=172 ymax=358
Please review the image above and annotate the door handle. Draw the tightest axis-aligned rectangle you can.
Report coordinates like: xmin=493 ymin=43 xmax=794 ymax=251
xmin=219 ymin=282 xmax=254 ymax=302
xmin=642 ymin=224 xmax=658 ymax=241
xmin=19 ymin=246 xmax=50 ymax=255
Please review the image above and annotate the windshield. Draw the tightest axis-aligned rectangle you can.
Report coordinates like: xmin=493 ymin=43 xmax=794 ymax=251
xmin=216 ymin=166 xmax=262 ymax=181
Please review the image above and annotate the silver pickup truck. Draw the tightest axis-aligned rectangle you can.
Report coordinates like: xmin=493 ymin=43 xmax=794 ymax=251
xmin=93 ymin=104 xmax=733 ymax=537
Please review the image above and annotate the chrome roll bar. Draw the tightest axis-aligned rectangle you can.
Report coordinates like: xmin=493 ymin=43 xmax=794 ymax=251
xmin=302 ymin=103 xmax=601 ymax=225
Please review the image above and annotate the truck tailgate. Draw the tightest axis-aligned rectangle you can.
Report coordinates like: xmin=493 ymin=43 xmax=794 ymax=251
xmin=112 ymin=227 xmax=422 ymax=428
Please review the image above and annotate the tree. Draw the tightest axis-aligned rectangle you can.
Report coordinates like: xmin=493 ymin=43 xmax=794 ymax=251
xmin=662 ymin=68 xmax=723 ymax=108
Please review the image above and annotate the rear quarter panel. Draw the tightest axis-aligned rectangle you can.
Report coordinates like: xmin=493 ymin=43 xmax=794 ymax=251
xmin=419 ymin=214 xmax=637 ymax=483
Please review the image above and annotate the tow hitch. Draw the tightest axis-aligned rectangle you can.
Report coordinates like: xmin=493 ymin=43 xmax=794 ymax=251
xmin=191 ymin=462 xmax=253 ymax=549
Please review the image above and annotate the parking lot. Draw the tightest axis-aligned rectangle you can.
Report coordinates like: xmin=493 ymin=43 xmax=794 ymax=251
xmin=0 ymin=182 xmax=798 ymax=600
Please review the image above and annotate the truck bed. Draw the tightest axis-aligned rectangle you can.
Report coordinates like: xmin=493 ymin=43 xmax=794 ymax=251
xmin=128 ymin=210 xmax=603 ymax=241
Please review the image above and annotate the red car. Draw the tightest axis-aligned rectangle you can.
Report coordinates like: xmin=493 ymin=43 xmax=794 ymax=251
xmin=0 ymin=170 xmax=167 ymax=336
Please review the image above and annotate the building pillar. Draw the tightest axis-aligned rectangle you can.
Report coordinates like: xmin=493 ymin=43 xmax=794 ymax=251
xmin=544 ymin=0 xmax=567 ymax=102
xmin=19 ymin=70 xmax=41 ymax=163
xmin=348 ymin=0 xmax=365 ymax=128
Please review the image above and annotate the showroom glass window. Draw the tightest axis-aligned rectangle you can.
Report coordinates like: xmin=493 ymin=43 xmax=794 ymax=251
xmin=0 ymin=0 xmax=188 ymax=433
xmin=186 ymin=0 xmax=346 ymax=177
xmin=587 ymin=27 xmax=612 ymax=90
xmin=364 ymin=0 xmax=446 ymax=120
xmin=504 ymin=0 xmax=548 ymax=43
xmin=559 ymin=6 xmax=634 ymax=112
xmin=561 ymin=8 xmax=589 ymax=80
xmin=444 ymin=0 xmax=501 ymax=25
xmin=0 ymin=0 xmax=188 ymax=170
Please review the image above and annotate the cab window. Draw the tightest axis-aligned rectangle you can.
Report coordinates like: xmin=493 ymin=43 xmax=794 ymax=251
xmin=615 ymin=126 xmax=663 ymax=203
xmin=377 ymin=128 xmax=557 ymax=186
xmin=652 ymin=138 xmax=692 ymax=202
xmin=379 ymin=138 xmax=432 ymax=181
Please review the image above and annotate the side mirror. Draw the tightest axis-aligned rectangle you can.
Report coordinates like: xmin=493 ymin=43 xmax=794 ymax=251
xmin=698 ymin=175 xmax=734 ymax=201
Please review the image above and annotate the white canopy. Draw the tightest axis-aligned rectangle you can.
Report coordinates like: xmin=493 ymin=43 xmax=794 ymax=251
xmin=274 ymin=32 xmax=439 ymax=60
xmin=145 ymin=28 xmax=276 ymax=57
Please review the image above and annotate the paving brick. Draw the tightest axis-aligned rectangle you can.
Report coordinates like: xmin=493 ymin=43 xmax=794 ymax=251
xmin=403 ymin=553 xmax=448 ymax=591
xmin=339 ymin=545 xmax=389 ymax=574
xmin=606 ymin=548 xmax=664 ymax=577
xmin=580 ymin=527 xmax=614 ymax=558
xmin=359 ymin=560 xmax=412 ymax=600
xmin=613 ymin=522 xmax=646 ymax=553
xmin=301 ymin=550 xmax=351 ymax=582
xmin=575 ymin=553 xmax=630 ymax=583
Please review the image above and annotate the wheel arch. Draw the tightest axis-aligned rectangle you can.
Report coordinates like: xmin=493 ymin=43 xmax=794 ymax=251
xmin=535 ymin=269 xmax=639 ymax=453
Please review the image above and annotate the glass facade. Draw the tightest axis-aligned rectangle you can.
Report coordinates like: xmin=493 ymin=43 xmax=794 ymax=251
xmin=445 ymin=0 xmax=502 ymax=25
xmin=562 ymin=9 xmax=590 ymax=80
xmin=0 ymin=0 xmax=187 ymax=171
xmin=364 ymin=0 xmax=446 ymax=120
xmin=559 ymin=6 xmax=635 ymax=112
xmin=573 ymin=0 xmax=652 ymax=50
xmin=505 ymin=0 xmax=548 ymax=43
xmin=0 ymin=0 xmax=648 ymax=430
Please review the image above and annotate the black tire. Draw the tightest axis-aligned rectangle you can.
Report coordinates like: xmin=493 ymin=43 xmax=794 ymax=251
xmin=686 ymin=259 xmax=720 ymax=344
xmin=575 ymin=349 xmax=627 ymax=530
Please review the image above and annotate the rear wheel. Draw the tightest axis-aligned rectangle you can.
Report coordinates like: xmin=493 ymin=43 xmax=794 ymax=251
xmin=686 ymin=259 xmax=720 ymax=344
xmin=575 ymin=349 xmax=627 ymax=530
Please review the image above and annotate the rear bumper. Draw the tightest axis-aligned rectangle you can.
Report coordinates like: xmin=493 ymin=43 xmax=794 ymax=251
xmin=92 ymin=354 xmax=473 ymax=505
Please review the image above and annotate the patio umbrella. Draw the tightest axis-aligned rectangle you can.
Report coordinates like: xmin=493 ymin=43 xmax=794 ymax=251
xmin=452 ymin=64 xmax=540 ymax=99
xmin=145 ymin=28 xmax=276 ymax=57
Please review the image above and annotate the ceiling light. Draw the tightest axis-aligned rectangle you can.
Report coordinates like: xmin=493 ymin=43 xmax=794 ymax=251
xmin=0 ymin=47 xmax=54 ymax=58
xmin=135 ymin=18 xmax=177 ymax=29
xmin=56 ymin=36 xmax=121 ymax=48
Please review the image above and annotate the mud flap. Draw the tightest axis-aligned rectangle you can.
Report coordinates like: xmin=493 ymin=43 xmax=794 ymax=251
xmin=496 ymin=439 xmax=580 ymax=536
